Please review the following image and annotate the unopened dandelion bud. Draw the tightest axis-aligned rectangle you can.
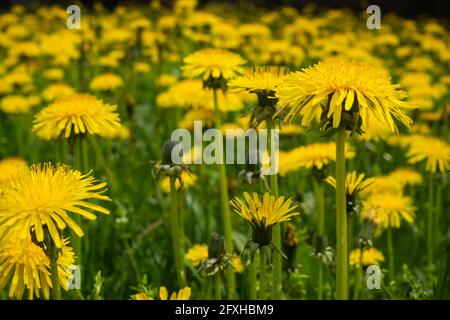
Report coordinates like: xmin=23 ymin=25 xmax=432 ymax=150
xmin=208 ymin=233 xmax=226 ymax=259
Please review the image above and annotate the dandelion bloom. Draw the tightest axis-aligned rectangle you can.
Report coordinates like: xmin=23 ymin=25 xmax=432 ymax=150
xmin=230 ymin=192 xmax=299 ymax=245
xmin=159 ymin=286 xmax=191 ymax=300
xmin=388 ymin=168 xmax=422 ymax=187
xmin=228 ymin=66 xmax=287 ymax=95
xmin=276 ymin=58 xmax=413 ymax=134
xmin=406 ymin=136 xmax=450 ymax=173
xmin=182 ymin=48 xmax=245 ymax=81
xmin=361 ymin=193 xmax=415 ymax=229
xmin=0 ymin=95 xmax=40 ymax=114
xmin=184 ymin=244 xmax=208 ymax=267
xmin=0 ymin=233 xmax=75 ymax=299
xmin=89 ymin=73 xmax=124 ymax=91
xmin=32 ymin=94 xmax=122 ymax=140
xmin=0 ymin=157 xmax=27 ymax=184
xmin=325 ymin=171 xmax=374 ymax=198
xmin=349 ymin=248 xmax=385 ymax=267
xmin=0 ymin=163 xmax=110 ymax=247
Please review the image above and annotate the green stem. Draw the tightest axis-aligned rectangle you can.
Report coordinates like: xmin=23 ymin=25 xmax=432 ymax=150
xmin=335 ymin=129 xmax=348 ymax=299
xmin=72 ymin=136 xmax=83 ymax=268
xmin=353 ymin=265 xmax=362 ymax=300
xmin=266 ymin=118 xmax=281 ymax=299
xmin=212 ymin=88 xmax=236 ymax=298
xmin=259 ymin=249 xmax=267 ymax=300
xmin=428 ymin=174 xmax=434 ymax=268
xmin=435 ymin=183 xmax=442 ymax=249
xmin=214 ymin=273 xmax=222 ymax=300
xmin=249 ymin=257 xmax=257 ymax=300
xmin=318 ymin=263 xmax=324 ymax=300
xmin=387 ymin=228 xmax=395 ymax=280
xmin=170 ymin=175 xmax=186 ymax=288
xmin=45 ymin=231 xmax=61 ymax=300
xmin=314 ymin=180 xmax=325 ymax=300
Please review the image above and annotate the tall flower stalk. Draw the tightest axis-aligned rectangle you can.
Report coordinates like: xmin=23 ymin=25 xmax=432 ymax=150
xmin=335 ymin=129 xmax=348 ymax=299
xmin=170 ymin=174 xmax=186 ymax=287
xmin=276 ymin=58 xmax=412 ymax=299
xmin=182 ymin=48 xmax=245 ymax=298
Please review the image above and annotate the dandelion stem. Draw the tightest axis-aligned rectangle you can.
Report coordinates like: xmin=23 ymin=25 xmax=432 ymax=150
xmin=335 ymin=128 xmax=348 ymax=299
xmin=249 ymin=257 xmax=257 ymax=300
xmin=212 ymin=88 xmax=236 ymax=298
xmin=387 ymin=228 xmax=395 ymax=280
xmin=170 ymin=175 xmax=186 ymax=288
xmin=72 ymin=136 xmax=83 ymax=268
xmin=259 ymin=249 xmax=267 ymax=300
xmin=214 ymin=273 xmax=222 ymax=300
xmin=353 ymin=265 xmax=362 ymax=300
xmin=427 ymin=173 xmax=434 ymax=268
xmin=266 ymin=118 xmax=282 ymax=299
xmin=313 ymin=180 xmax=325 ymax=299
xmin=45 ymin=231 xmax=61 ymax=300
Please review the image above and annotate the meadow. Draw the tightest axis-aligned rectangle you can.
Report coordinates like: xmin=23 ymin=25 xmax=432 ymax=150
xmin=0 ymin=1 xmax=449 ymax=300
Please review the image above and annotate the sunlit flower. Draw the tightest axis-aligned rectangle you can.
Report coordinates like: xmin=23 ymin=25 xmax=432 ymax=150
xmin=231 ymin=256 xmax=244 ymax=273
xmin=276 ymin=58 xmax=413 ymax=135
xmin=33 ymin=94 xmax=122 ymax=140
xmin=159 ymin=286 xmax=191 ymax=300
xmin=185 ymin=244 xmax=208 ymax=267
xmin=42 ymin=83 xmax=76 ymax=101
xmin=0 ymin=232 xmax=51 ymax=299
xmin=361 ymin=193 xmax=416 ymax=229
xmin=0 ymin=232 xmax=75 ymax=299
xmin=325 ymin=171 xmax=374 ymax=198
xmin=228 ymin=66 xmax=287 ymax=95
xmin=349 ymin=247 xmax=385 ymax=267
xmin=0 ymin=157 xmax=27 ymax=184
xmin=182 ymin=48 xmax=245 ymax=81
xmin=0 ymin=95 xmax=40 ymax=114
xmin=0 ymin=163 xmax=111 ymax=247
xmin=406 ymin=136 xmax=450 ymax=173
xmin=90 ymin=73 xmax=124 ymax=91
xmin=388 ymin=168 xmax=422 ymax=187
xmin=159 ymin=171 xmax=197 ymax=193
xmin=230 ymin=192 xmax=299 ymax=245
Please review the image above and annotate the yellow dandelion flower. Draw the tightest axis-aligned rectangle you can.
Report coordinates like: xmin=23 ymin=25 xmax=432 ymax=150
xmin=185 ymin=244 xmax=208 ymax=267
xmin=0 ymin=157 xmax=27 ymax=184
xmin=325 ymin=171 xmax=374 ymax=198
xmin=157 ymin=74 xmax=178 ymax=88
xmin=134 ymin=62 xmax=151 ymax=73
xmin=388 ymin=168 xmax=422 ymax=187
xmin=159 ymin=286 xmax=191 ymax=300
xmin=349 ymin=248 xmax=385 ymax=267
xmin=286 ymin=142 xmax=355 ymax=172
xmin=360 ymin=176 xmax=403 ymax=198
xmin=228 ymin=66 xmax=287 ymax=95
xmin=0 ymin=232 xmax=51 ymax=300
xmin=0 ymin=95 xmax=40 ymax=114
xmin=0 ymin=230 xmax=75 ymax=300
xmin=0 ymin=163 xmax=111 ymax=247
xmin=406 ymin=136 xmax=450 ymax=173
xmin=361 ymin=193 xmax=416 ymax=229
xmin=230 ymin=192 xmax=299 ymax=245
xmin=42 ymin=83 xmax=76 ymax=101
xmin=276 ymin=58 xmax=413 ymax=134
xmin=32 ymin=94 xmax=122 ymax=140
xmin=182 ymin=48 xmax=245 ymax=81
xmin=134 ymin=292 xmax=152 ymax=300
xmin=231 ymin=256 xmax=244 ymax=273
xmin=90 ymin=73 xmax=124 ymax=91
xmin=159 ymin=171 xmax=197 ymax=193
xmin=43 ymin=68 xmax=64 ymax=81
